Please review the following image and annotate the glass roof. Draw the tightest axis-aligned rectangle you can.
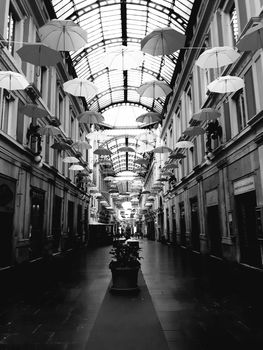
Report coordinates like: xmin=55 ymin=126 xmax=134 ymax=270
xmin=51 ymin=0 xmax=195 ymax=176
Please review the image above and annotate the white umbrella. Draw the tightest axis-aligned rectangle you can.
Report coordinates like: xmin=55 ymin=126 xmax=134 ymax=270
xmin=207 ymin=75 xmax=244 ymax=93
xmin=62 ymin=156 xmax=79 ymax=163
xmin=192 ymin=108 xmax=221 ymax=121
xmin=39 ymin=19 xmax=87 ymax=51
xmin=69 ymin=164 xmax=85 ymax=171
xmin=102 ymin=46 xmax=143 ymax=70
xmin=236 ymin=23 xmax=263 ymax=51
xmin=136 ymin=112 xmax=162 ymax=124
xmin=72 ymin=140 xmax=92 ymax=150
xmin=137 ymin=80 xmax=172 ymax=99
xmin=195 ymin=46 xmax=240 ymax=69
xmin=77 ymin=111 xmax=104 ymax=124
xmin=63 ymin=79 xmax=98 ymax=99
xmin=174 ymin=141 xmax=194 ymax=149
xmin=141 ymin=27 xmax=186 ymax=56
xmin=93 ymin=147 xmax=112 ymax=156
xmin=163 ymin=163 xmax=178 ymax=169
xmin=0 ymin=71 xmax=29 ymax=90
xmin=39 ymin=125 xmax=61 ymax=137
xmin=153 ymin=146 xmax=172 ymax=153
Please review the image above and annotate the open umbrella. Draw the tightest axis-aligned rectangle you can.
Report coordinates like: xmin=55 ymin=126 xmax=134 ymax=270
xmin=195 ymin=46 xmax=240 ymax=69
xmin=62 ymin=156 xmax=79 ymax=163
xmin=192 ymin=108 xmax=221 ymax=121
xmin=153 ymin=146 xmax=172 ymax=153
xmin=17 ymin=43 xmax=61 ymax=67
xmin=69 ymin=164 xmax=85 ymax=171
xmin=0 ymin=71 xmax=29 ymax=90
xmin=163 ymin=163 xmax=178 ymax=169
xmin=51 ymin=141 xmax=72 ymax=151
xmin=141 ymin=27 xmax=186 ymax=56
xmin=136 ymin=112 xmax=162 ymax=124
xmin=93 ymin=147 xmax=112 ymax=156
xmin=63 ymin=79 xmax=98 ymax=99
xmin=39 ymin=125 xmax=61 ymax=136
xmin=72 ymin=140 xmax=92 ymax=150
xmin=118 ymin=146 xmax=136 ymax=153
xmin=39 ymin=19 xmax=87 ymax=51
xmin=134 ymin=158 xmax=149 ymax=165
xmin=102 ymin=46 xmax=143 ymax=70
xmin=207 ymin=75 xmax=244 ymax=93
xmin=174 ymin=141 xmax=194 ymax=149
xmin=182 ymin=126 xmax=206 ymax=137
xmin=21 ymin=104 xmax=49 ymax=119
xmin=137 ymin=80 xmax=172 ymax=99
xmin=77 ymin=111 xmax=104 ymax=124
xmin=236 ymin=23 xmax=263 ymax=51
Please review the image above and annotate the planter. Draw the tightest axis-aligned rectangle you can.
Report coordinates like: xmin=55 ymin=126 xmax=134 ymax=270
xmin=110 ymin=266 xmax=140 ymax=292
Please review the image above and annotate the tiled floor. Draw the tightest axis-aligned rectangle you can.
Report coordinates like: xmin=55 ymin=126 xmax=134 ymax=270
xmin=0 ymin=240 xmax=263 ymax=349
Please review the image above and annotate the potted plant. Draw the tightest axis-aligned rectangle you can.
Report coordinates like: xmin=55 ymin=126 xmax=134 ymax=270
xmin=109 ymin=241 xmax=142 ymax=292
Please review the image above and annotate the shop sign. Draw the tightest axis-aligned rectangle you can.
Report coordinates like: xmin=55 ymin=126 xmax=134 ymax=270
xmin=233 ymin=176 xmax=255 ymax=195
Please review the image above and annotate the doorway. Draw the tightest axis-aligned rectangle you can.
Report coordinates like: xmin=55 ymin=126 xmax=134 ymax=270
xmin=67 ymin=200 xmax=74 ymax=248
xmin=52 ymin=195 xmax=62 ymax=252
xmin=190 ymin=197 xmax=200 ymax=251
xmin=179 ymin=202 xmax=186 ymax=246
xmin=235 ymin=191 xmax=261 ymax=267
xmin=30 ymin=189 xmax=45 ymax=258
xmin=207 ymin=205 xmax=222 ymax=257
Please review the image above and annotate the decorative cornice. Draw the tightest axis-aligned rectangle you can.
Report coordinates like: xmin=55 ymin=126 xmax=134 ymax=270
xmin=216 ymin=158 xmax=228 ymax=169
xmin=254 ymin=132 xmax=263 ymax=146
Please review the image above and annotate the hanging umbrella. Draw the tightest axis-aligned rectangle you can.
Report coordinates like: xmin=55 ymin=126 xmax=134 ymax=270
xmin=93 ymin=147 xmax=112 ymax=156
xmin=195 ymin=46 xmax=240 ymax=69
xmin=236 ymin=23 xmax=263 ymax=51
xmin=139 ymin=121 xmax=159 ymax=129
xmin=207 ymin=75 xmax=244 ymax=93
xmin=16 ymin=43 xmax=61 ymax=67
xmin=51 ymin=141 xmax=72 ymax=151
xmin=141 ymin=27 xmax=186 ymax=56
xmin=153 ymin=146 xmax=172 ymax=153
xmin=136 ymin=112 xmax=162 ymax=124
xmin=39 ymin=125 xmax=61 ymax=136
xmin=163 ymin=163 xmax=178 ymax=169
xmin=72 ymin=140 xmax=92 ymax=149
xmin=102 ymin=45 xmax=143 ymax=70
xmin=141 ymin=189 xmax=150 ymax=194
xmin=134 ymin=158 xmax=149 ymax=165
xmin=63 ymin=79 xmax=98 ymax=99
xmin=192 ymin=108 xmax=221 ymax=121
xmin=174 ymin=141 xmax=194 ymax=149
xmin=69 ymin=164 xmax=85 ymax=171
xmin=62 ymin=156 xmax=79 ymax=163
xmin=0 ymin=71 xmax=29 ymax=90
xmin=77 ymin=111 xmax=104 ymax=124
xmin=39 ymin=19 xmax=87 ymax=51
xmin=161 ymin=170 xmax=174 ymax=176
xmin=169 ymin=152 xmax=186 ymax=159
xmin=21 ymin=104 xmax=49 ymax=119
xmin=118 ymin=146 xmax=136 ymax=152
xmin=137 ymin=80 xmax=172 ymax=98
xmin=182 ymin=126 xmax=206 ymax=137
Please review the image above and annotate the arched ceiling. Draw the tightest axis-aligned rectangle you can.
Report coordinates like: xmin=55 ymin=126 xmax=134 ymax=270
xmin=51 ymin=0 xmax=196 ymax=177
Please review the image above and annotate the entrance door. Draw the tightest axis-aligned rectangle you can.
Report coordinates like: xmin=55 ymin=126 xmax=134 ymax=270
xmin=67 ymin=200 xmax=74 ymax=248
xmin=207 ymin=205 xmax=222 ymax=257
xmin=190 ymin=198 xmax=200 ymax=251
xmin=179 ymin=202 xmax=186 ymax=246
xmin=52 ymin=195 xmax=62 ymax=252
xmin=172 ymin=205 xmax=177 ymax=244
xmin=30 ymin=189 xmax=45 ymax=258
xmin=235 ymin=191 xmax=261 ymax=267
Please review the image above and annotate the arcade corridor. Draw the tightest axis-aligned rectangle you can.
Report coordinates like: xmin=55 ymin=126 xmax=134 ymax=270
xmin=0 ymin=240 xmax=263 ymax=349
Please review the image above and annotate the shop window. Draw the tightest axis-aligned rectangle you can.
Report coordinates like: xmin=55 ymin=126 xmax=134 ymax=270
xmin=244 ymin=67 xmax=256 ymax=120
xmin=223 ymin=101 xmax=232 ymax=141
xmin=232 ymin=88 xmax=246 ymax=132
xmin=0 ymin=90 xmax=13 ymax=133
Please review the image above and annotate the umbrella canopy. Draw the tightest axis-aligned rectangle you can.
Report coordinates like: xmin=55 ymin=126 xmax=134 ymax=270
xmin=161 ymin=170 xmax=174 ymax=176
xmin=51 ymin=141 xmax=72 ymax=151
xmin=39 ymin=125 xmax=61 ymax=137
xmin=77 ymin=111 xmax=104 ymax=124
xmin=182 ymin=126 xmax=206 ymax=137
xmin=136 ymin=112 xmax=162 ymax=124
xmin=102 ymin=46 xmax=143 ymax=70
xmin=69 ymin=164 xmax=85 ymax=171
xmin=72 ymin=140 xmax=92 ymax=150
xmin=137 ymin=80 xmax=172 ymax=99
xmin=17 ymin=43 xmax=61 ymax=67
xmin=134 ymin=158 xmax=149 ymax=165
xmin=93 ymin=147 xmax=112 ymax=156
xmin=192 ymin=108 xmax=221 ymax=121
xmin=163 ymin=163 xmax=178 ymax=169
xmin=141 ymin=27 xmax=186 ymax=56
xmin=207 ymin=75 xmax=244 ymax=93
xmin=63 ymin=79 xmax=98 ymax=99
xmin=39 ymin=19 xmax=87 ymax=51
xmin=174 ymin=141 xmax=194 ymax=149
xmin=21 ymin=104 xmax=49 ymax=119
xmin=62 ymin=156 xmax=79 ymax=163
xmin=141 ymin=189 xmax=150 ymax=194
xmin=118 ymin=146 xmax=136 ymax=153
xmin=195 ymin=46 xmax=240 ymax=69
xmin=169 ymin=152 xmax=186 ymax=159
xmin=0 ymin=71 xmax=29 ymax=90
xmin=236 ymin=23 xmax=263 ymax=51
xmin=153 ymin=146 xmax=172 ymax=153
